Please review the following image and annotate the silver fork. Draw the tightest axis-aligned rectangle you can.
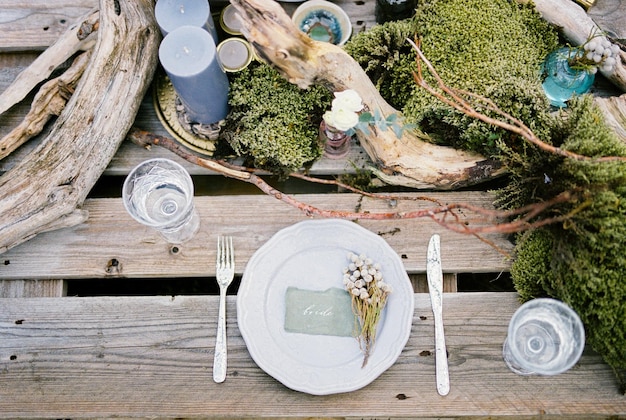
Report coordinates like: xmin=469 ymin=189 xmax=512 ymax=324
xmin=213 ymin=236 xmax=234 ymax=383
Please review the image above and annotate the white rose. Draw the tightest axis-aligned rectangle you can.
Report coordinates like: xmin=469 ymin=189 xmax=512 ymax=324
xmin=323 ymin=108 xmax=359 ymax=131
xmin=332 ymin=89 xmax=363 ymax=112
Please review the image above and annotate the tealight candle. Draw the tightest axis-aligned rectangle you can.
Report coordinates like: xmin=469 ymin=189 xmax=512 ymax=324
xmin=155 ymin=0 xmax=218 ymax=44
xmin=217 ymin=38 xmax=253 ymax=72
xmin=159 ymin=26 xmax=229 ymax=125
xmin=219 ymin=4 xmax=244 ymax=36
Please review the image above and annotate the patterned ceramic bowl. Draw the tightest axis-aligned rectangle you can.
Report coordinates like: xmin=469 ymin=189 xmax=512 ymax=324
xmin=292 ymin=0 xmax=352 ymax=46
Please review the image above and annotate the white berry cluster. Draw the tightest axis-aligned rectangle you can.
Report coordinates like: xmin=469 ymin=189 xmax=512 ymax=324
xmin=342 ymin=252 xmax=392 ymax=303
xmin=583 ymin=38 xmax=620 ymax=73
xmin=342 ymin=251 xmax=392 ymax=367
xmin=574 ymin=36 xmax=621 ymax=74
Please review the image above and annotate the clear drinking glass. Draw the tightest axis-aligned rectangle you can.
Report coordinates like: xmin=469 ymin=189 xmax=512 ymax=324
xmin=503 ymin=298 xmax=585 ymax=375
xmin=122 ymin=158 xmax=200 ymax=244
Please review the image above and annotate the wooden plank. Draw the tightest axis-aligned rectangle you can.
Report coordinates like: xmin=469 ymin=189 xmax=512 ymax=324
xmin=0 ymin=293 xmax=623 ymax=419
xmin=0 ymin=1 xmax=97 ymax=52
xmin=411 ymin=273 xmax=458 ymax=293
xmin=0 ymin=0 xmax=375 ymax=52
xmin=0 ymin=279 xmax=65 ymax=298
xmin=0 ymin=192 xmax=513 ymax=281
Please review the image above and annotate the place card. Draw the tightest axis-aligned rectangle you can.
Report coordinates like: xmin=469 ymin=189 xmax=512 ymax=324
xmin=284 ymin=287 xmax=357 ymax=337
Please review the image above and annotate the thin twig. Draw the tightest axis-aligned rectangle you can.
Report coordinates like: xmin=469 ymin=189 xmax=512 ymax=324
xmin=408 ymin=38 xmax=626 ymax=163
xmin=127 ymin=127 xmax=573 ymax=253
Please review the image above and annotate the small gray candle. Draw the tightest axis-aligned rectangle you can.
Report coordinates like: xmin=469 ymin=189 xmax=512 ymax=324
xmin=155 ymin=0 xmax=218 ymax=44
xmin=159 ymin=26 xmax=229 ymax=125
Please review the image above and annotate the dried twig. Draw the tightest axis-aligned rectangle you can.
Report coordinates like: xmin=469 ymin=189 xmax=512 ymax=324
xmin=409 ymin=38 xmax=626 ymax=163
xmin=128 ymin=127 xmax=573 ymax=252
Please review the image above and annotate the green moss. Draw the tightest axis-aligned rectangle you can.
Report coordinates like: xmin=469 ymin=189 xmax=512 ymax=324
xmin=343 ymin=20 xmax=418 ymax=110
xmin=510 ymin=229 xmax=554 ymax=302
xmin=344 ymin=0 xmax=559 ymax=156
xmin=501 ymin=97 xmax=626 ymax=390
xmin=220 ymin=63 xmax=332 ymax=176
xmin=345 ymin=0 xmax=626 ymax=388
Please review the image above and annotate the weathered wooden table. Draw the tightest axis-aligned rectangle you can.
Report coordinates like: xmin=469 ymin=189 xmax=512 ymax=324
xmin=0 ymin=1 xmax=625 ymax=418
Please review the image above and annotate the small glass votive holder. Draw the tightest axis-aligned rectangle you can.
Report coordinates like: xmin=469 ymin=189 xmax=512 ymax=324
xmin=122 ymin=158 xmax=200 ymax=244
xmin=503 ymin=298 xmax=585 ymax=376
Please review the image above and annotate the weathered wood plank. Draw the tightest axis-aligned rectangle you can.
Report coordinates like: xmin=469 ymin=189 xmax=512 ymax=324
xmin=0 ymin=1 xmax=98 ymax=52
xmin=0 ymin=279 xmax=65 ymax=297
xmin=411 ymin=272 xmax=458 ymax=293
xmin=0 ymin=0 xmax=375 ymax=52
xmin=0 ymin=293 xmax=623 ymax=419
xmin=0 ymin=192 xmax=513 ymax=281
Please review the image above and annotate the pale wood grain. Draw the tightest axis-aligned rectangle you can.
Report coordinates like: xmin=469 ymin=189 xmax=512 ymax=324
xmin=0 ymin=11 xmax=96 ymax=116
xmin=0 ymin=0 xmax=374 ymax=52
xmin=0 ymin=279 xmax=65 ymax=297
xmin=0 ymin=0 xmax=98 ymax=52
xmin=0 ymin=192 xmax=513 ymax=281
xmin=0 ymin=0 xmax=160 ymax=254
xmin=0 ymin=293 xmax=623 ymax=419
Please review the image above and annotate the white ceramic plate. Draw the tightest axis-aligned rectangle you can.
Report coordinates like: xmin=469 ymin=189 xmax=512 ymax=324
xmin=237 ymin=219 xmax=414 ymax=395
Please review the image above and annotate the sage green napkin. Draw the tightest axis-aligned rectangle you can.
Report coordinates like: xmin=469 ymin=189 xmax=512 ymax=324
xmin=284 ymin=287 xmax=357 ymax=337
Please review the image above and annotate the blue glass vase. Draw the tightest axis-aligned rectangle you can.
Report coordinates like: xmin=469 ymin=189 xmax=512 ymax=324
xmin=541 ymin=47 xmax=595 ymax=108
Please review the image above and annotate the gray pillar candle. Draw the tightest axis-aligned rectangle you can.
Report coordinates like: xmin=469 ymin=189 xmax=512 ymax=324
xmin=155 ymin=0 xmax=218 ymax=44
xmin=159 ymin=26 xmax=229 ymax=125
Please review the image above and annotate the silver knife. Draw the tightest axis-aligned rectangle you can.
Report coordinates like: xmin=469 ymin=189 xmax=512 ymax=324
xmin=427 ymin=234 xmax=450 ymax=396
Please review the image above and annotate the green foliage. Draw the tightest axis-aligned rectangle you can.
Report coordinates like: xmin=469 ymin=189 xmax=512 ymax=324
xmin=510 ymin=229 xmax=553 ymax=302
xmin=355 ymin=110 xmax=415 ymax=139
xmin=501 ymin=97 xmax=626 ymax=389
xmin=410 ymin=0 xmax=559 ymax=155
xmin=344 ymin=0 xmax=559 ymax=156
xmin=343 ymin=20 xmax=418 ymax=110
xmin=338 ymin=165 xmax=376 ymax=192
xmin=221 ymin=63 xmax=332 ymax=176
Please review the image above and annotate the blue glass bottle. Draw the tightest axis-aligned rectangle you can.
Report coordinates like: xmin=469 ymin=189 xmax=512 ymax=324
xmin=541 ymin=47 xmax=595 ymax=108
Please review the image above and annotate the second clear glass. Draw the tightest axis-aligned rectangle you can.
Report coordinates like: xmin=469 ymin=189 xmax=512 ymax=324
xmin=503 ymin=298 xmax=585 ymax=376
xmin=122 ymin=158 xmax=200 ymax=244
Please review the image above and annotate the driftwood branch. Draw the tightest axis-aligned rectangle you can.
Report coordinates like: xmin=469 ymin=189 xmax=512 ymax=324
xmin=0 ymin=10 xmax=99 ymax=116
xmin=0 ymin=50 xmax=91 ymax=160
xmin=0 ymin=1 xmax=160 ymax=254
xmin=595 ymin=94 xmax=626 ymax=143
xmin=230 ymin=0 xmax=504 ymax=190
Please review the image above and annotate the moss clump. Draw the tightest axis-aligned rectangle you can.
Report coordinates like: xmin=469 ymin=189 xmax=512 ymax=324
xmin=220 ymin=63 xmax=332 ymax=177
xmin=343 ymin=20 xmax=418 ymax=110
xmin=409 ymin=0 xmax=558 ymax=155
xmin=344 ymin=0 xmax=559 ymax=156
xmin=509 ymin=229 xmax=553 ymax=302
xmin=504 ymin=97 xmax=626 ymax=391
